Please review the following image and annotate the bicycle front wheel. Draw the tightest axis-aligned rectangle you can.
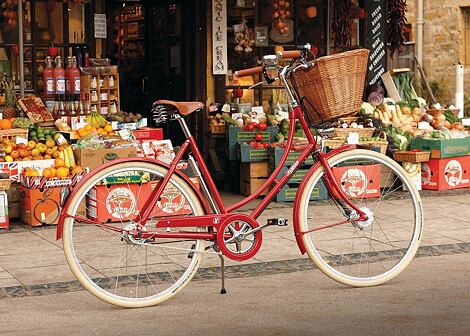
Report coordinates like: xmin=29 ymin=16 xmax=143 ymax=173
xmin=298 ymin=149 xmax=423 ymax=287
xmin=62 ymin=161 xmax=206 ymax=308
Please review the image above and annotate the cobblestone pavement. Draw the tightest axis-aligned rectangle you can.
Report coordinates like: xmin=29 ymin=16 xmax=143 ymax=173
xmin=0 ymin=191 xmax=469 ymax=298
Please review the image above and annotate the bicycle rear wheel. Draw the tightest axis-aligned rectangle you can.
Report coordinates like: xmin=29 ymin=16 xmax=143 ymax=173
xmin=62 ymin=161 xmax=206 ymax=308
xmin=298 ymin=149 xmax=423 ymax=287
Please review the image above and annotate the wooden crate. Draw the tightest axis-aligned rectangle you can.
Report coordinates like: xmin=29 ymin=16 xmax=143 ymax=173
xmin=240 ymin=162 xmax=269 ymax=196
xmin=240 ymin=178 xmax=269 ymax=196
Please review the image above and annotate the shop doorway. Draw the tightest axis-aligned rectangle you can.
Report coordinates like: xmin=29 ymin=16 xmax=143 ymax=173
xmin=106 ymin=0 xmax=206 ymax=141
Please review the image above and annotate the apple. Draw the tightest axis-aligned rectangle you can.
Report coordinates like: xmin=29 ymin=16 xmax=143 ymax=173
xmin=38 ymin=144 xmax=47 ymax=154
xmin=4 ymin=155 xmax=13 ymax=162
xmin=31 ymin=148 xmax=40 ymax=157
xmin=27 ymin=140 xmax=37 ymax=149
xmin=57 ymin=145 xmax=65 ymax=152
xmin=10 ymin=150 xmax=20 ymax=160
xmin=52 ymin=151 xmax=60 ymax=158
xmin=17 ymin=143 xmax=27 ymax=150
xmin=45 ymin=148 xmax=53 ymax=156
xmin=44 ymin=154 xmax=52 ymax=159
xmin=4 ymin=145 xmax=12 ymax=154
xmin=46 ymin=139 xmax=56 ymax=148
xmin=19 ymin=149 xmax=29 ymax=158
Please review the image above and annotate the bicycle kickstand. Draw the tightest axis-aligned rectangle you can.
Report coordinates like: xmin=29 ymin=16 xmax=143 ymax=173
xmin=218 ymin=254 xmax=227 ymax=294
xmin=213 ymin=244 xmax=227 ymax=294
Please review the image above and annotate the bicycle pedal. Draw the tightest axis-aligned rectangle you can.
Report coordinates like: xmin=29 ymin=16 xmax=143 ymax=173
xmin=267 ymin=218 xmax=288 ymax=226
xmin=187 ymin=244 xmax=196 ymax=259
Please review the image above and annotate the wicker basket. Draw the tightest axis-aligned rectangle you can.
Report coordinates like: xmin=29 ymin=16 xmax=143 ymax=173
xmin=210 ymin=124 xmax=225 ymax=134
xmin=292 ymin=49 xmax=369 ymax=125
xmin=426 ymin=108 xmax=459 ymax=117
xmin=0 ymin=179 xmax=11 ymax=191
xmin=332 ymin=127 xmax=375 ymax=139
xmin=0 ymin=128 xmax=29 ymax=142
xmin=393 ymin=151 xmax=430 ymax=163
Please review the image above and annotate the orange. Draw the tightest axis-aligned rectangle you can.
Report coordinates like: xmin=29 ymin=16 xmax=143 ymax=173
xmin=104 ymin=124 xmax=113 ymax=133
xmin=108 ymin=131 xmax=115 ymax=136
xmin=42 ymin=168 xmax=52 ymax=178
xmin=77 ymin=129 xmax=87 ymax=138
xmin=97 ymin=128 xmax=104 ymax=133
xmin=49 ymin=167 xmax=57 ymax=178
xmin=71 ymin=165 xmax=84 ymax=175
xmin=54 ymin=157 xmax=66 ymax=168
xmin=56 ymin=167 xmax=69 ymax=178
xmin=84 ymin=124 xmax=92 ymax=132
xmin=0 ymin=119 xmax=12 ymax=130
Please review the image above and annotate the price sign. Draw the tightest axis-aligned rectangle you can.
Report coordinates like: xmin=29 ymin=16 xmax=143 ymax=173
xmin=366 ymin=0 xmax=387 ymax=85
xmin=94 ymin=14 xmax=107 ymax=39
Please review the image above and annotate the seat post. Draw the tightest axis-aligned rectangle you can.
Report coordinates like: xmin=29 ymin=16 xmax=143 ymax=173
xmin=175 ymin=114 xmax=192 ymax=139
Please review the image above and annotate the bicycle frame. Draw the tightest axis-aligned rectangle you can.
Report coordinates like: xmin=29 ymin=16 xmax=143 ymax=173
xmin=57 ymin=60 xmax=368 ymax=250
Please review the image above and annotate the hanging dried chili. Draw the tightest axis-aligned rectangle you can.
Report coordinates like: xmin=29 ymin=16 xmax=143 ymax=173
xmin=332 ymin=0 xmax=353 ymax=51
xmin=387 ymin=0 xmax=407 ymax=55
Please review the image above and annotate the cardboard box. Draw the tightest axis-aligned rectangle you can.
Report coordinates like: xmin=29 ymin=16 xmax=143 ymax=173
xmin=0 ymin=160 xmax=55 ymax=182
xmin=19 ymin=186 xmax=68 ymax=226
xmin=0 ymin=191 xmax=9 ymax=228
xmin=401 ymin=162 xmax=422 ymax=191
xmin=74 ymin=147 xmax=137 ymax=171
xmin=331 ymin=164 xmax=381 ymax=199
xmin=133 ymin=127 xmax=163 ymax=141
xmin=421 ymin=156 xmax=470 ymax=190
xmin=410 ymin=137 xmax=470 ymax=159
xmin=87 ymin=181 xmax=194 ymax=222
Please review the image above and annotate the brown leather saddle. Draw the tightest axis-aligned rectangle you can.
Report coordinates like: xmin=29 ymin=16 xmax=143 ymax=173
xmin=155 ymin=100 xmax=204 ymax=116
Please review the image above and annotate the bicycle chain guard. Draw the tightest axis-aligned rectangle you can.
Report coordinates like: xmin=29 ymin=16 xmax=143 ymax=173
xmin=216 ymin=214 xmax=262 ymax=261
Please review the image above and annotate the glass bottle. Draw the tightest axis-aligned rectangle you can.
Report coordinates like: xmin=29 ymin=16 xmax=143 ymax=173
xmin=54 ymin=56 xmax=65 ymax=95
xmin=44 ymin=56 xmax=54 ymax=96
xmin=69 ymin=95 xmax=79 ymax=130
xmin=78 ymin=99 xmax=87 ymax=124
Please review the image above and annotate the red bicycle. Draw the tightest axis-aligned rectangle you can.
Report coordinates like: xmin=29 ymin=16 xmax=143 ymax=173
xmin=57 ymin=47 xmax=423 ymax=308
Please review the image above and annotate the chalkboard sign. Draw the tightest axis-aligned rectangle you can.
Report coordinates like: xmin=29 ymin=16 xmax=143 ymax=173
xmin=366 ymin=0 xmax=387 ymax=85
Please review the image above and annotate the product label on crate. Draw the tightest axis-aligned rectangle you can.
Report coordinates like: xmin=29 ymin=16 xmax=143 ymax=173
xmin=444 ymin=160 xmax=467 ymax=187
xmin=105 ymin=187 xmax=137 ymax=219
xmin=421 ymin=163 xmax=431 ymax=185
xmin=340 ymin=169 xmax=368 ymax=197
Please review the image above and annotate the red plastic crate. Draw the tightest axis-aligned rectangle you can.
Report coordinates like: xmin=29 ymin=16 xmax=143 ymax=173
xmin=331 ymin=164 xmax=381 ymax=199
xmin=421 ymin=156 xmax=470 ymax=190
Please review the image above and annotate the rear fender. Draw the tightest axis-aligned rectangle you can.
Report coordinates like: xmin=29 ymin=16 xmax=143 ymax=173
xmin=56 ymin=157 xmax=210 ymax=240
xmin=292 ymin=146 xmax=353 ymax=254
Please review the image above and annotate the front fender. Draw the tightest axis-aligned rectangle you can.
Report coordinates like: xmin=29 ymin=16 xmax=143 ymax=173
xmin=56 ymin=157 xmax=210 ymax=240
xmin=292 ymin=145 xmax=353 ymax=254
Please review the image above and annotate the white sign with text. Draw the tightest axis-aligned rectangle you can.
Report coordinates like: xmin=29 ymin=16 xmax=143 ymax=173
xmin=212 ymin=0 xmax=228 ymax=75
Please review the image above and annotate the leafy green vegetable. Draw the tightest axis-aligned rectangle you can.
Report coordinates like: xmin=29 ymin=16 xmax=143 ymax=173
xmin=444 ymin=109 xmax=460 ymax=123
xmin=274 ymin=132 xmax=285 ymax=143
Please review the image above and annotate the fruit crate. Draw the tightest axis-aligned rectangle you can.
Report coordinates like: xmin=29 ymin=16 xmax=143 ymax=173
xmin=393 ymin=151 xmax=431 ymax=163
xmin=276 ymin=181 xmax=327 ymax=202
xmin=268 ymin=147 xmax=315 ymax=171
xmin=228 ymin=125 xmax=278 ymax=160
xmin=240 ymin=162 xmax=269 ymax=196
xmin=238 ymin=143 xmax=269 ymax=162
xmin=0 ymin=128 xmax=28 ymax=142
xmin=0 ymin=178 xmax=11 ymax=190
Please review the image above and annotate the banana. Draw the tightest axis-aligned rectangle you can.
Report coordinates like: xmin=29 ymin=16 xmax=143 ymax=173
xmin=66 ymin=146 xmax=76 ymax=167
xmin=58 ymin=150 xmax=65 ymax=162
xmin=62 ymin=148 xmax=70 ymax=168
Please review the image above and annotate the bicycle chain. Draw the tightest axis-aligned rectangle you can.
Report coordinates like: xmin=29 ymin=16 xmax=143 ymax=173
xmin=134 ymin=240 xmax=222 ymax=256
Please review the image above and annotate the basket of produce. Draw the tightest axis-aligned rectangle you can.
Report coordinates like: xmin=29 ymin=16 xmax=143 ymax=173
xmin=292 ymin=49 xmax=369 ymax=125
xmin=393 ymin=150 xmax=430 ymax=163
xmin=0 ymin=128 xmax=29 ymax=142
xmin=210 ymin=124 xmax=225 ymax=134
xmin=359 ymin=133 xmax=388 ymax=155
xmin=331 ymin=116 xmax=375 ymax=139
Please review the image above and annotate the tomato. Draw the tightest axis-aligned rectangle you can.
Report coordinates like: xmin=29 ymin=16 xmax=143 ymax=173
xmin=254 ymin=133 xmax=263 ymax=142
xmin=245 ymin=123 xmax=256 ymax=132
xmin=255 ymin=142 xmax=264 ymax=149
xmin=257 ymin=122 xmax=268 ymax=131
xmin=263 ymin=142 xmax=270 ymax=148
xmin=232 ymin=88 xmax=244 ymax=99
xmin=249 ymin=140 xmax=256 ymax=148
xmin=410 ymin=149 xmax=421 ymax=152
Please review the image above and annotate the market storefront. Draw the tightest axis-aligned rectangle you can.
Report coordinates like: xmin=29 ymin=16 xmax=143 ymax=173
xmin=0 ymin=0 xmax=467 ymax=231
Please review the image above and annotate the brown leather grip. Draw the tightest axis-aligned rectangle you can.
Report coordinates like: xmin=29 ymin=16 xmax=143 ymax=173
xmin=235 ymin=66 xmax=263 ymax=77
xmin=276 ymin=50 xmax=301 ymax=59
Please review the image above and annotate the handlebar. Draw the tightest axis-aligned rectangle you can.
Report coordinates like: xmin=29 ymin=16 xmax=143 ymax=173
xmin=276 ymin=50 xmax=301 ymax=59
xmin=235 ymin=66 xmax=263 ymax=77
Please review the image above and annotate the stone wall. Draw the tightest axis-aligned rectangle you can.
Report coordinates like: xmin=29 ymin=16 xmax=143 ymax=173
xmin=406 ymin=0 xmax=470 ymax=105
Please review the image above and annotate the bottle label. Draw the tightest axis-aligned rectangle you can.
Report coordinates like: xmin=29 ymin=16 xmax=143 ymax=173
xmin=71 ymin=116 xmax=79 ymax=130
xmin=46 ymin=78 xmax=54 ymax=94
xmin=56 ymin=78 xmax=65 ymax=94
xmin=55 ymin=132 xmax=68 ymax=145
xmin=65 ymin=78 xmax=70 ymax=93
xmin=60 ymin=116 xmax=69 ymax=126
xmin=74 ymin=77 xmax=81 ymax=94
